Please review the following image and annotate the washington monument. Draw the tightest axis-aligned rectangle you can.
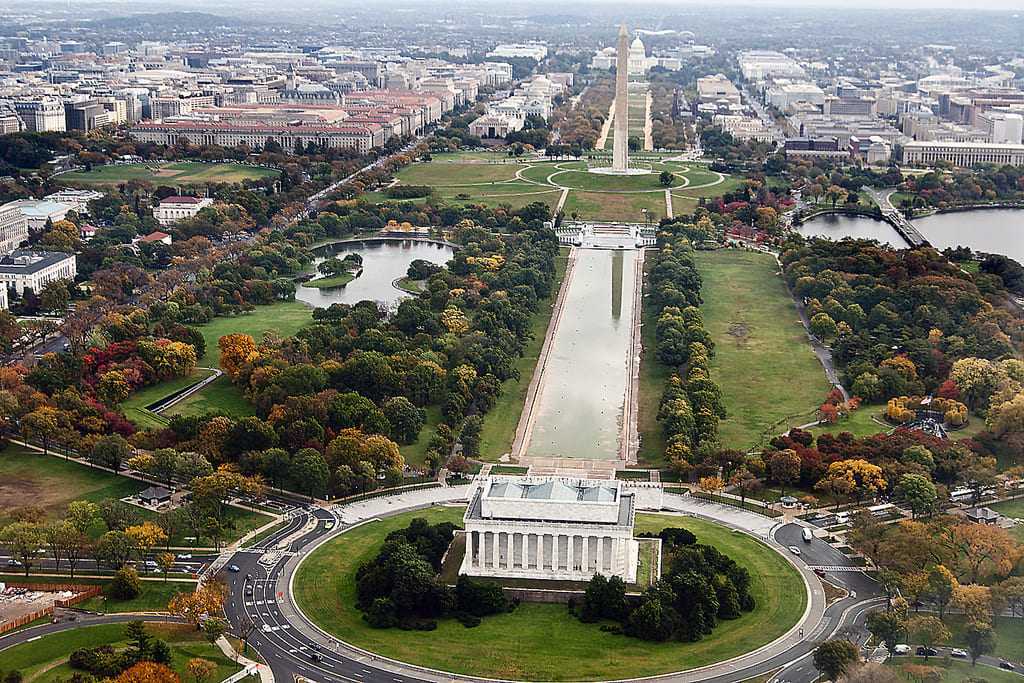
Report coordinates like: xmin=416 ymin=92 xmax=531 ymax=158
xmin=612 ymin=24 xmax=630 ymax=172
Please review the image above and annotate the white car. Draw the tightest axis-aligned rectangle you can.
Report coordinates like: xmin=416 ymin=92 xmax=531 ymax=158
xmin=950 ymin=649 xmax=968 ymax=659
xmin=788 ymin=546 xmax=802 ymax=555
xmin=261 ymin=624 xmax=273 ymax=633
xmin=893 ymin=644 xmax=911 ymax=655
xmin=176 ymin=553 xmax=192 ymax=560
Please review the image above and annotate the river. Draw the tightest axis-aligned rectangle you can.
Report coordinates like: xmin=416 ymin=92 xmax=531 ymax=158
xmin=800 ymin=210 xmax=1024 ymax=263
xmin=523 ymin=248 xmax=638 ymax=461
xmin=295 ymin=239 xmax=454 ymax=309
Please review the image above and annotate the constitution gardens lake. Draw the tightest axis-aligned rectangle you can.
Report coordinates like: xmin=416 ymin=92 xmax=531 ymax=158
xmin=521 ymin=246 xmax=640 ymax=462
xmin=800 ymin=209 xmax=1024 ymax=263
xmin=295 ymin=238 xmax=454 ymax=308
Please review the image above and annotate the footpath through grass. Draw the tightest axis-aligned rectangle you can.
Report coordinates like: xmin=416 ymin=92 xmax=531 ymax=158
xmin=0 ymin=622 xmax=240 ymax=683
xmin=693 ymin=250 xmax=829 ymax=450
xmin=478 ymin=247 xmax=569 ymax=460
xmin=293 ymin=508 xmax=804 ymax=681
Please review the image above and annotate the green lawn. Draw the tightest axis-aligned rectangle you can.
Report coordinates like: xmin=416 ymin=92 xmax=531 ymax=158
xmin=0 ymin=446 xmax=145 ymax=526
xmin=0 ymin=444 xmax=271 ymax=547
xmin=396 ymin=161 xmax=526 ymax=186
xmin=293 ymin=508 xmax=804 ymax=681
xmin=0 ymin=573 xmax=190 ymax=613
xmin=58 ymin=161 xmax=279 ymax=187
xmin=693 ymin=250 xmax=829 ymax=450
xmin=0 ymin=622 xmax=241 ymax=683
xmin=120 ymin=369 xmax=217 ymax=430
xmin=192 ymin=300 xmax=312 ymax=367
xmin=562 ymin=190 xmax=665 ymax=223
xmin=888 ymin=656 xmax=1023 ymax=683
xmin=478 ymin=248 xmax=570 ymax=460
xmin=302 ymin=271 xmax=357 ymax=288
xmin=162 ymin=375 xmax=255 ymax=420
xmin=940 ymin=614 xmax=1024 ymax=662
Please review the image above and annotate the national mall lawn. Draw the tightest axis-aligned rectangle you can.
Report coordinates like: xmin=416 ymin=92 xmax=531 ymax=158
xmin=293 ymin=507 xmax=805 ymax=681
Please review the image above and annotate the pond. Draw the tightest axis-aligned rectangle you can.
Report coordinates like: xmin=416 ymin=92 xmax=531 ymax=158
xmin=295 ymin=239 xmax=454 ymax=309
xmin=913 ymin=209 xmax=1024 ymax=263
xmin=523 ymin=248 xmax=638 ymax=461
xmin=800 ymin=210 xmax=1024 ymax=263
xmin=797 ymin=214 xmax=904 ymax=247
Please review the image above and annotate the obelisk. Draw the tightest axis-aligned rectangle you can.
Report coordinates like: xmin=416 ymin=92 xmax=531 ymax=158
xmin=612 ymin=24 xmax=630 ymax=173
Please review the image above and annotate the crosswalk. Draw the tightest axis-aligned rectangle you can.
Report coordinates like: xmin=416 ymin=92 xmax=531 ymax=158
xmin=808 ymin=565 xmax=868 ymax=573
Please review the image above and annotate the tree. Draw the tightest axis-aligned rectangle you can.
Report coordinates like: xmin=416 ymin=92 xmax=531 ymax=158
xmin=168 ymin=583 xmax=226 ymax=629
xmin=459 ymin=415 xmax=483 ymax=459
xmin=943 ymin=523 xmax=1022 ymax=584
xmin=89 ymin=435 xmax=133 ymax=472
xmin=218 ymin=333 xmax=258 ymax=380
xmin=0 ymin=522 xmax=45 ymax=576
xmin=908 ymin=616 xmax=950 ymax=660
xmin=201 ymin=617 xmax=227 ymax=644
xmin=95 ymin=531 xmax=134 ymax=569
xmin=952 ymin=584 xmax=993 ymax=625
xmin=963 ymin=621 xmax=995 ymax=666
xmin=729 ymin=467 xmax=762 ymax=507
xmin=814 ymin=639 xmax=860 ymax=680
xmin=109 ymin=566 xmax=142 ymax=600
xmin=659 ymin=170 xmax=674 ymax=187
xmin=866 ymin=608 xmax=907 ymax=658
xmin=927 ymin=565 xmax=958 ymax=621
xmin=382 ymin=396 xmax=425 ymax=445
xmin=819 ymin=459 xmax=886 ymax=504
xmin=290 ymin=448 xmax=329 ymax=500
xmin=114 ymin=662 xmax=180 ymax=683
xmin=896 ymin=474 xmax=937 ymax=519
xmin=156 ymin=552 xmax=176 ymax=582
xmin=186 ymin=659 xmax=216 ymax=683
xmin=810 ymin=312 xmax=839 ymax=340
xmin=125 ymin=522 xmax=168 ymax=571
xmin=837 ymin=663 xmax=901 ymax=683
xmin=20 ymin=408 xmax=59 ymax=454
xmin=768 ymin=449 xmax=801 ymax=496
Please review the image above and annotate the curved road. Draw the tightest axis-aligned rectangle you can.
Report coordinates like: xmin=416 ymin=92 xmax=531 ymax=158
xmin=8 ymin=493 xmax=1012 ymax=683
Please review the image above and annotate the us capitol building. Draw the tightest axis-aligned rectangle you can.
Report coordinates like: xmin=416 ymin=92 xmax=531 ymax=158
xmin=461 ymin=476 xmax=650 ymax=583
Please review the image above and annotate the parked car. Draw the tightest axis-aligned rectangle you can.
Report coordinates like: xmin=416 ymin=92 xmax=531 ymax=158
xmin=893 ymin=645 xmax=911 ymax=655
xmin=950 ymin=649 xmax=968 ymax=659
xmin=999 ymin=661 xmax=1016 ymax=671
xmin=7 ymin=559 xmax=21 ymax=567
xmin=813 ymin=568 xmax=827 ymax=578
xmin=176 ymin=553 xmax=192 ymax=560
xmin=916 ymin=647 xmax=939 ymax=657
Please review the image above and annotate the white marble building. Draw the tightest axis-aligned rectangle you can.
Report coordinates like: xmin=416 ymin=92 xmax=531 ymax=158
xmin=461 ymin=477 xmax=638 ymax=583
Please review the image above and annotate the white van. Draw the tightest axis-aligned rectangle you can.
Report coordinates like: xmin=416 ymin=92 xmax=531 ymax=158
xmin=801 ymin=528 xmax=813 ymax=543
xmin=835 ymin=512 xmax=850 ymax=524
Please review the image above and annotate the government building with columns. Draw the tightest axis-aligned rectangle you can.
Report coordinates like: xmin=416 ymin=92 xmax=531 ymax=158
xmin=460 ymin=477 xmax=639 ymax=584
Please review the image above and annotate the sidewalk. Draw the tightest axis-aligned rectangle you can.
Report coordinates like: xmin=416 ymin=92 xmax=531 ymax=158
xmin=215 ymin=635 xmax=273 ymax=683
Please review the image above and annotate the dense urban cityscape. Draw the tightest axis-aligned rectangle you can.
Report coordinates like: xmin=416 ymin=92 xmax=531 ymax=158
xmin=0 ymin=2 xmax=1023 ymax=683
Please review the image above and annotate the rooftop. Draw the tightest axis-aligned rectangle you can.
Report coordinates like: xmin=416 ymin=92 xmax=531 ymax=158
xmin=0 ymin=249 xmax=75 ymax=275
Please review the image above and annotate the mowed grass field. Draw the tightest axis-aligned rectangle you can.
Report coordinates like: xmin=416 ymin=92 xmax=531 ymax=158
xmin=0 ymin=623 xmax=241 ymax=683
xmin=0 ymin=445 xmax=272 ymax=547
xmin=479 ymin=247 xmax=570 ymax=460
xmin=0 ymin=446 xmax=145 ymax=526
xmin=58 ymin=161 xmax=280 ymax=187
xmin=387 ymin=153 xmax=736 ymax=222
xmin=693 ymin=250 xmax=829 ymax=450
xmin=294 ymin=507 xmax=805 ymax=681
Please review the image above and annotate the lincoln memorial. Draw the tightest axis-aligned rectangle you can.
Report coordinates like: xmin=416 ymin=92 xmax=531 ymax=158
xmin=460 ymin=476 xmax=639 ymax=583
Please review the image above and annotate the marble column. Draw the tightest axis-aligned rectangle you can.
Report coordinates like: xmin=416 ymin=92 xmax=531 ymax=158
xmin=491 ymin=532 xmax=499 ymax=569
xmin=537 ymin=533 xmax=544 ymax=569
xmin=468 ymin=531 xmax=476 ymax=568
